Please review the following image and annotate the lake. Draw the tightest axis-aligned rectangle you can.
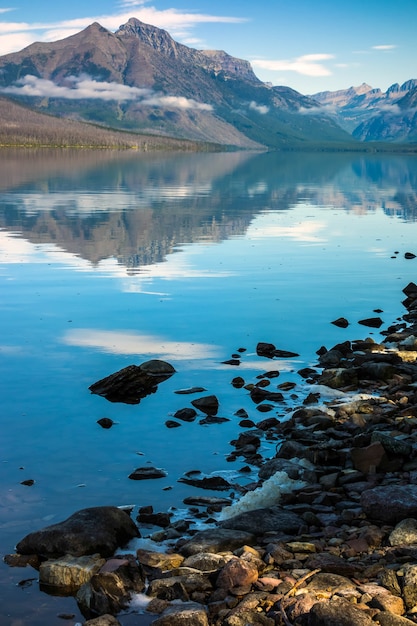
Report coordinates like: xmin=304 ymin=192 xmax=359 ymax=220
xmin=1 ymin=148 xmax=417 ymax=624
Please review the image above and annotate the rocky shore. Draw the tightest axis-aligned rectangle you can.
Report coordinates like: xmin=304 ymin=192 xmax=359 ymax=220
xmin=5 ymin=281 xmax=417 ymax=626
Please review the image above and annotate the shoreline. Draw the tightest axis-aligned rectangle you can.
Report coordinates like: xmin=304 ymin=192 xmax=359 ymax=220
xmin=5 ymin=280 xmax=417 ymax=626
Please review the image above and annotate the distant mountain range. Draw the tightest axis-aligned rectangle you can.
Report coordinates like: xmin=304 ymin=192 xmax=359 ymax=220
xmin=311 ymin=80 xmax=417 ymax=142
xmin=0 ymin=18 xmax=415 ymax=149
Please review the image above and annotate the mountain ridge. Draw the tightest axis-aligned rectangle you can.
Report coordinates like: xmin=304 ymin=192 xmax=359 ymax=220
xmin=0 ymin=17 xmax=353 ymax=149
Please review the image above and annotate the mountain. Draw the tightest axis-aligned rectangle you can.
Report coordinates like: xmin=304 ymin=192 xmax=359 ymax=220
xmin=0 ymin=18 xmax=353 ymax=149
xmin=311 ymin=80 xmax=417 ymax=141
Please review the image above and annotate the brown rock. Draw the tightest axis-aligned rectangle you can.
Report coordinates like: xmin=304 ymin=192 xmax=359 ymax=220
xmin=216 ymin=557 xmax=258 ymax=595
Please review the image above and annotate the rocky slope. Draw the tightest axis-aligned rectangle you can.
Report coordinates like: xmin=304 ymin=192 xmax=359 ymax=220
xmin=0 ymin=18 xmax=352 ymax=149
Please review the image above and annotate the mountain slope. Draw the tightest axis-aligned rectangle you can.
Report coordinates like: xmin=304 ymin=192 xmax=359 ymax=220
xmin=0 ymin=18 xmax=353 ymax=149
xmin=311 ymin=80 xmax=417 ymax=141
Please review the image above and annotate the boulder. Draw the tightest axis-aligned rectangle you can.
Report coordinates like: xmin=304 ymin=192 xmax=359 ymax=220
xmin=178 ymin=529 xmax=255 ymax=557
xmin=16 ymin=506 xmax=139 ymax=558
xmin=218 ymin=506 xmax=303 ymax=535
xmin=89 ymin=360 xmax=175 ymax=404
xmin=151 ymin=602 xmax=209 ymax=626
xmin=361 ymin=485 xmax=417 ymax=523
xmin=39 ymin=554 xmax=105 ymax=591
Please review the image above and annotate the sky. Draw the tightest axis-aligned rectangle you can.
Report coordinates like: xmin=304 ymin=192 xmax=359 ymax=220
xmin=0 ymin=0 xmax=416 ymax=96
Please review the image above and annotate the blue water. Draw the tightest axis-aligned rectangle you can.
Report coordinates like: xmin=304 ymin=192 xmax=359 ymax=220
xmin=1 ymin=148 xmax=417 ymax=623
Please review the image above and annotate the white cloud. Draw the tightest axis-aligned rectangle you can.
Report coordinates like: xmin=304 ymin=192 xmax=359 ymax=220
xmin=1 ymin=74 xmax=213 ymax=110
xmin=252 ymin=54 xmax=334 ymax=77
xmin=249 ymin=101 xmax=269 ymax=114
xmin=372 ymin=44 xmax=397 ymax=51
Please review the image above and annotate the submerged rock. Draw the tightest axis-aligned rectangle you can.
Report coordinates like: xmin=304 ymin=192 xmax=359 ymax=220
xmin=89 ymin=360 xmax=175 ymax=404
xmin=16 ymin=506 xmax=139 ymax=558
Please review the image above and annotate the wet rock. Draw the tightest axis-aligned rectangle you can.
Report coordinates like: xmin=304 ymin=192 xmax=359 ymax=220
xmin=332 ymin=317 xmax=349 ymax=328
xmin=178 ymin=529 xmax=256 ymax=557
xmin=405 ymin=252 xmax=416 ymax=260
xmin=218 ymin=506 xmax=303 ymax=535
xmin=76 ymin=556 xmax=145 ymax=617
xmin=136 ymin=549 xmax=184 ymax=570
xmin=308 ymin=597 xmax=375 ymax=625
xmin=39 ymin=554 xmax=105 ymax=591
xmin=361 ymin=485 xmax=417 ymax=523
xmin=183 ymin=552 xmax=232 ymax=572
xmin=376 ymin=614 xmax=417 ymax=626
xmin=389 ymin=519 xmax=417 ymax=546
xmin=178 ymin=473 xmax=232 ymax=491
xmin=256 ymin=342 xmax=277 ymax=358
xmin=97 ymin=418 xmax=114 ymax=429
xmin=151 ymin=601 xmax=209 ymax=626
xmin=84 ymin=616 xmax=122 ymax=626
xmin=128 ymin=466 xmax=167 ymax=480
xmin=89 ymin=360 xmax=175 ymax=404
xmin=358 ymin=317 xmax=384 ymax=328
xmin=174 ymin=408 xmax=198 ymax=422
xmin=174 ymin=387 xmax=206 ymax=395
xmin=191 ymin=395 xmax=219 ymax=415
xmin=15 ymin=506 xmax=139 ymax=558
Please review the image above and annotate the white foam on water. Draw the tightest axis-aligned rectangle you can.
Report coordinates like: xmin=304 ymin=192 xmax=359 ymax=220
xmin=218 ymin=470 xmax=306 ymax=520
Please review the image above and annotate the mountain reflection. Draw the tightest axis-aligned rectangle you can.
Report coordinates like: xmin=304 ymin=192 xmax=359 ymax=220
xmin=0 ymin=149 xmax=416 ymax=269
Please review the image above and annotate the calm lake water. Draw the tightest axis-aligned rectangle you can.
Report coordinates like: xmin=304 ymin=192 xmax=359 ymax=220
xmin=1 ymin=148 xmax=417 ymax=624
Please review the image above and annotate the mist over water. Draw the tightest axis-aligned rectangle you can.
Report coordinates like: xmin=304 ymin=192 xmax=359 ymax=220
xmin=1 ymin=148 xmax=417 ymax=623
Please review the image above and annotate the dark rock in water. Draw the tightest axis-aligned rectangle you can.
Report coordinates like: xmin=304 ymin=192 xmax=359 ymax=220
xmin=250 ymin=387 xmax=284 ymax=404
xmin=199 ymin=415 xmax=230 ymax=425
xmin=331 ymin=317 xmax=349 ymax=328
xmin=358 ymin=317 xmax=384 ymax=328
xmin=191 ymin=394 xmax=219 ymax=415
xmin=403 ymin=282 xmax=417 ymax=297
xmin=231 ymin=376 xmax=245 ymax=388
xmin=178 ymin=473 xmax=233 ymax=491
xmin=405 ymin=252 xmax=416 ymax=259
xmin=174 ymin=387 xmax=206 ymax=395
xmin=174 ymin=408 xmax=197 ymax=422
xmin=218 ymin=506 xmax=303 ymax=535
xmin=275 ymin=349 xmax=299 ymax=358
xmin=89 ymin=360 xmax=175 ymax=404
xmin=15 ymin=507 xmax=139 ymax=558
xmin=222 ymin=359 xmax=240 ymax=366
xmin=165 ymin=420 xmax=181 ymax=428
xmin=128 ymin=467 xmax=167 ymax=480
xmin=97 ymin=418 xmax=114 ymax=429
xmin=256 ymin=342 xmax=276 ymax=358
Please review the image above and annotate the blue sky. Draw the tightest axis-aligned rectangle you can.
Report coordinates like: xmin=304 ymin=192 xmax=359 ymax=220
xmin=0 ymin=0 xmax=416 ymax=95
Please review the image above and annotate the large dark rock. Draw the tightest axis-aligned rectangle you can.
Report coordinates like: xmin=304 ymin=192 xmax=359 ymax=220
xmin=361 ymin=485 xmax=417 ymax=524
xmin=16 ymin=506 xmax=139 ymax=558
xmin=178 ymin=529 xmax=255 ymax=557
xmin=308 ymin=598 xmax=375 ymax=625
xmin=218 ymin=506 xmax=303 ymax=535
xmin=89 ymin=360 xmax=175 ymax=404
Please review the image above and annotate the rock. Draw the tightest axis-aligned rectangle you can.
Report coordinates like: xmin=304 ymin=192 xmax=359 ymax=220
xmin=256 ymin=342 xmax=277 ymax=358
xmin=178 ymin=529 xmax=256 ymax=557
xmin=174 ymin=387 xmax=206 ymax=395
xmin=136 ymin=549 xmax=184 ymax=570
xmin=39 ymin=554 xmax=105 ymax=590
xmin=97 ymin=418 xmax=114 ymax=429
xmin=216 ymin=557 xmax=258 ymax=595
xmin=401 ymin=563 xmax=417 ymax=609
xmin=332 ymin=317 xmax=349 ymax=328
xmin=405 ymin=252 xmax=416 ymax=259
xmin=218 ymin=506 xmax=303 ymax=535
xmin=174 ymin=408 xmax=198 ymax=422
xmin=89 ymin=360 xmax=175 ymax=404
xmin=178 ymin=473 xmax=232 ymax=491
xmin=147 ymin=572 xmax=212 ymax=600
xmin=358 ymin=317 xmax=384 ymax=328
xmin=308 ymin=598 xmax=375 ymax=625
xmin=191 ymin=395 xmax=219 ymax=415
xmin=151 ymin=602 xmax=209 ymax=626
xmin=351 ymin=442 xmax=387 ymax=473
xmin=84 ymin=615 xmax=122 ymax=626
xmin=389 ymin=519 xmax=417 ymax=546
xmin=361 ymin=485 xmax=417 ymax=523
xmin=76 ymin=556 xmax=145 ymax=618
xmin=318 ymin=367 xmax=358 ymax=389
xmin=15 ymin=506 xmax=139 ymax=558
xmin=183 ymin=552 xmax=232 ymax=572
xmin=128 ymin=467 xmax=167 ymax=480
xmin=376 ymin=614 xmax=417 ymax=626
